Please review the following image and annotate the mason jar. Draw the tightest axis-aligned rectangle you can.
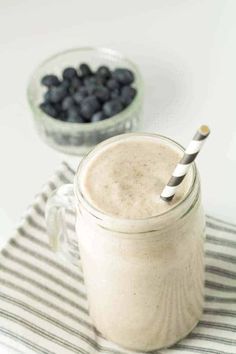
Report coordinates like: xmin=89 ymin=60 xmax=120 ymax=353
xmin=46 ymin=133 xmax=205 ymax=352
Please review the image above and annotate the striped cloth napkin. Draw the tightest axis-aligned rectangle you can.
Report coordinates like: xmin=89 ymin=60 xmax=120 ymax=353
xmin=0 ymin=162 xmax=236 ymax=354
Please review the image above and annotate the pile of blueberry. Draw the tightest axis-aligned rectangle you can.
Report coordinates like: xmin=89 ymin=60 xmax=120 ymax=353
xmin=39 ymin=63 xmax=137 ymax=123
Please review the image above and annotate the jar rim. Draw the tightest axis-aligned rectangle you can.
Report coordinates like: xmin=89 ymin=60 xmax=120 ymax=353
xmin=74 ymin=132 xmax=199 ymax=226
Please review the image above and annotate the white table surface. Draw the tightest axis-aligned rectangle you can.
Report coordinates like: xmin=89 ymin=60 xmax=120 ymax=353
xmin=1 ymin=0 xmax=236 ymax=246
xmin=0 ymin=1 xmax=236 ymax=352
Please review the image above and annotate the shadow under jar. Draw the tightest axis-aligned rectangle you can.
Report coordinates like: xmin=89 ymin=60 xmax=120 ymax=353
xmin=27 ymin=47 xmax=143 ymax=155
xmin=46 ymin=133 xmax=205 ymax=352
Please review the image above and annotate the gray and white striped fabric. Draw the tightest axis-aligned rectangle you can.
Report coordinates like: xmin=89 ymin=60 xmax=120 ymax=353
xmin=0 ymin=162 xmax=236 ymax=354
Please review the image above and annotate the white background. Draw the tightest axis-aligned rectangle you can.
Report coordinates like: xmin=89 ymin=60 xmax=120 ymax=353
xmin=0 ymin=1 xmax=236 ymax=352
xmin=0 ymin=0 xmax=236 ymax=250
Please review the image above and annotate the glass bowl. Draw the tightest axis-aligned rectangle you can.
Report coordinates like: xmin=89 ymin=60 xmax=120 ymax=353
xmin=27 ymin=47 xmax=144 ymax=155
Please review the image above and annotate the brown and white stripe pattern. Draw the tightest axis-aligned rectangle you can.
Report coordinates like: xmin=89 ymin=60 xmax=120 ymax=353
xmin=161 ymin=125 xmax=210 ymax=202
xmin=1 ymin=162 xmax=236 ymax=354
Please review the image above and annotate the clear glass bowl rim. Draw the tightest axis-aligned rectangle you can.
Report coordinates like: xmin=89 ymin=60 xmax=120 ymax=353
xmin=27 ymin=47 xmax=144 ymax=132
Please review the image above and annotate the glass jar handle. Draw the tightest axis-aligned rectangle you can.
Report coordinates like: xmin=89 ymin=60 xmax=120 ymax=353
xmin=46 ymin=184 xmax=79 ymax=266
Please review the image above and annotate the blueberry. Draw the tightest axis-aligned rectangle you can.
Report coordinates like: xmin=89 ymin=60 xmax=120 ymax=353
xmin=53 ymin=102 xmax=63 ymax=113
xmin=43 ymin=90 xmax=52 ymax=103
xmin=79 ymin=63 xmax=92 ymax=77
xmin=80 ymin=96 xmax=101 ymax=120
xmin=41 ymin=74 xmax=60 ymax=87
xmin=61 ymin=79 xmax=70 ymax=90
xmin=61 ymin=79 xmax=70 ymax=88
xmin=50 ymin=85 xmax=68 ymax=103
xmin=106 ymin=78 xmax=120 ymax=90
xmin=121 ymin=86 xmax=137 ymax=106
xmin=62 ymin=67 xmax=77 ymax=80
xmin=96 ymin=66 xmax=111 ymax=79
xmin=110 ymin=89 xmax=120 ymax=100
xmin=95 ymin=75 xmax=107 ymax=85
xmin=79 ymin=86 xmax=88 ymax=95
xmin=69 ymin=76 xmax=82 ymax=92
xmin=91 ymin=111 xmax=106 ymax=122
xmin=94 ymin=86 xmax=110 ymax=102
xmin=62 ymin=96 xmax=75 ymax=110
xmin=84 ymin=76 xmax=97 ymax=86
xmin=103 ymin=99 xmax=123 ymax=117
xmin=87 ymin=84 xmax=97 ymax=95
xmin=88 ymin=95 xmax=101 ymax=110
xmin=113 ymin=68 xmax=134 ymax=85
xmin=66 ymin=114 xmax=85 ymax=123
xmin=67 ymin=109 xmax=84 ymax=123
xmin=40 ymin=102 xmax=58 ymax=118
xmin=58 ymin=110 xmax=67 ymax=121
xmin=73 ymin=90 xmax=88 ymax=104
xmin=84 ymin=77 xmax=98 ymax=94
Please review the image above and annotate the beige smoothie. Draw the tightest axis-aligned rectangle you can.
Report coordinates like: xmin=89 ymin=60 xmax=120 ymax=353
xmin=76 ymin=134 xmax=205 ymax=351
xmin=81 ymin=135 xmax=192 ymax=218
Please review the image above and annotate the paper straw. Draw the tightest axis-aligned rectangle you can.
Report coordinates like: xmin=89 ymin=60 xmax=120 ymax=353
xmin=160 ymin=125 xmax=210 ymax=202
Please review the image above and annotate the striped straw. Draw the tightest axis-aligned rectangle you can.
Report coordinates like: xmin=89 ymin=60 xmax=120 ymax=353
xmin=160 ymin=125 xmax=210 ymax=202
